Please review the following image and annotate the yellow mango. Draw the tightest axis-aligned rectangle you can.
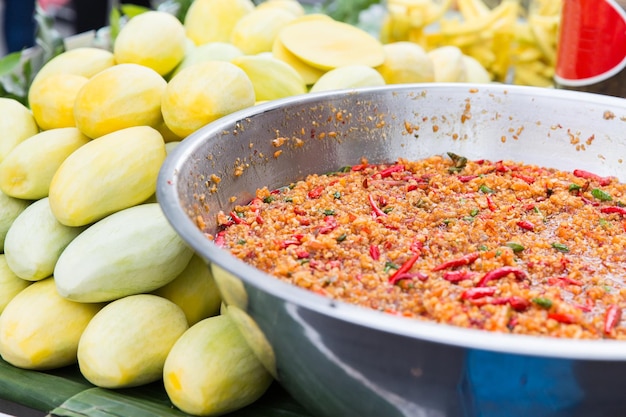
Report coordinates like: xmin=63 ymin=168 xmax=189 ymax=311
xmin=48 ymin=126 xmax=166 ymax=227
xmin=0 ymin=127 xmax=89 ymax=200
xmin=256 ymin=0 xmax=304 ymax=16
xmin=171 ymin=42 xmax=244 ymax=78
xmin=30 ymin=47 xmax=115 ymax=84
xmin=231 ymin=7 xmax=297 ymax=55
xmin=428 ymin=45 xmax=468 ymax=82
xmin=73 ymin=63 xmax=167 ymax=139
xmin=162 ymin=61 xmax=255 ymax=138
xmin=29 ymin=73 xmax=88 ymax=130
xmin=153 ymin=254 xmax=221 ymax=326
xmin=114 ymin=11 xmax=187 ymax=76
xmin=231 ymin=54 xmax=306 ymax=101
xmin=78 ymin=294 xmax=188 ymax=388
xmin=375 ymin=41 xmax=435 ymax=84
xmin=278 ymin=19 xmax=386 ymax=70
xmin=310 ymin=65 xmax=386 ymax=93
xmin=272 ymin=37 xmax=326 ymax=85
xmin=54 ymin=203 xmax=194 ymax=303
xmin=0 ymin=191 xmax=30 ymax=252
xmin=0 ymin=255 xmax=30 ymax=314
xmin=4 ymin=198 xmax=85 ymax=281
xmin=163 ymin=313 xmax=273 ymax=416
xmin=184 ymin=0 xmax=255 ymax=45
xmin=0 ymin=278 xmax=102 ymax=370
xmin=0 ymin=98 xmax=39 ymax=163
xmin=463 ymin=54 xmax=492 ymax=83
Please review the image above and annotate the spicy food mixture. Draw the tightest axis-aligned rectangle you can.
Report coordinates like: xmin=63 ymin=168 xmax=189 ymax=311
xmin=215 ymin=154 xmax=626 ymax=340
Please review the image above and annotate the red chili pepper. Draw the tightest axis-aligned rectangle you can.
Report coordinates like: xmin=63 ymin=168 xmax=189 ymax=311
xmin=407 ymin=184 xmax=418 ymax=192
xmin=377 ymin=164 xmax=405 ymax=178
xmin=214 ymin=231 xmax=226 ymax=247
xmin=442 ymin=270 xmax=474 ymax=283
xmin=432 ymin=252 xmax=480 ymax=271
xmin=389 ymin=271 xmax=428 ymax=285
xmin=308 ymin=185 xmax=325 ymax=199
xmin=458 ymin=175 xmax=478 ymax=183
xmin=388 ymin=252 xmax=420 ymax=284
xmin=477 ymin=266 xmax=528 ymax=287
xmin=318 ymin=216 xmax=338 ymax=234
xmin=573 ymin=169 xmax=612 ymax=186
xmin=368 ymin=194 xmax=387 ymax=217
xmin=461 ymin=287 xmax=497 ymax=300
xmin=351 ymin=164 xmax=367 ymax=171
xmin=482 ymin=296 xmax=531 ymax=311
xmin=296 ymin=249 xmax=310 ymax=259
xmin=506 ymin=296 xmax=531 ymax=311
xmin=547 ymin=276 xmax=583 ymax=287
xmin=580 ymin=196 xmax=600 ymax=206
xmin=603 ymin=304 xmax=622 ymax=334
xmin=516 ymin=220 xmax=535 ymax=231
xmin=548 ymin=312 xmax=578 ymax=324
xmin=230 ymin=211 xmax=247 ymax=225
xmin=601 ymin=206 xmax=626 ymax=216
xmin=279 ymin=239 xmax=301 ymax=249
xmin=511 ymin=172 xmax=535 ymax=184
xmin=369 ymin=244 xmax=380 ymax=261
xmin=486 ymin=195 xmax=496 ymax=212
xmin=495 ymin=161 xmax=510 ymax=173
xmin=574 ymin=299 xmax=594 ymax=313
xmin=523 ymin=203 xmax=536 ymax=211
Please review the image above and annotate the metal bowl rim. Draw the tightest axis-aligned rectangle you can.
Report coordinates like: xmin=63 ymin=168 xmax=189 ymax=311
xmin=158 ymin=83 xmax=626 ymax=361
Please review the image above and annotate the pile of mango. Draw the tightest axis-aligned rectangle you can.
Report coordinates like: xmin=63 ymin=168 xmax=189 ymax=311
xmin=0 ymin=0 xmax=561 ymax=415
xmin=381 ymin=0 xmax=562 ymax=86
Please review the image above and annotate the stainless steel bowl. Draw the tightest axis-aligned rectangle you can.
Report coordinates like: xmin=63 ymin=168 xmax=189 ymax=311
xmin=157 ymin=84 xmax=626 ymax=417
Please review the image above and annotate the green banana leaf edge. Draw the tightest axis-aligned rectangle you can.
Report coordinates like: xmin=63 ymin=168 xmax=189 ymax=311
xmin=0 ymin=358 xmax=312 ymax=417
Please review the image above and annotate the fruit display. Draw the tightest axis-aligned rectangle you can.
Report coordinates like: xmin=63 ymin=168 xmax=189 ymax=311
xmin=382 ymin=0 xmax=562 ymax=86
xmin=0 ymin=0 xmax=564 ymax=415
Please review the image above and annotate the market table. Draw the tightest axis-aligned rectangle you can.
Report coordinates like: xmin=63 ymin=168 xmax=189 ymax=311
xmin=0 ymin=358 xmax=313 ymax=417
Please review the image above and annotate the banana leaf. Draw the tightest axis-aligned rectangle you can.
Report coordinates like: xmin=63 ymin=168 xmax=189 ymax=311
xmin=0 ymin=359 xmax=313 ymax=417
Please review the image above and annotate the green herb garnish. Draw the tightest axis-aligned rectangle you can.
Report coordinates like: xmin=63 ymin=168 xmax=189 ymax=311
xmin=447 ymin=152 xmax=468 ymax=173
xmin=384 ymin=261 xmax=399 ymax=273
xmin=532 ymin=297 xmax=553 ymax=309
xmin=551 ymin=242 xmax=570 ymax=253
xmin=506 ymin=242 xmax=525 ymax=253
xmin=591 ymin=188 xmax=612 ymax=202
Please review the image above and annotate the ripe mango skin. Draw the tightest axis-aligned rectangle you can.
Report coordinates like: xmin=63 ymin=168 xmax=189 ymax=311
xmin=153 ymin=254 xmax=222 ymax=326
xmin=0 ymin=255 xmax=30 ymax=314
xmin=0 ymin=98 xmax=39 ymax=164
xmin=78 ymin=294 xmax=189 ymax=389
xmin=48 ymin=125 xmax=166 ymax=227
xmin=73 ymin=63 xmax=167 ymax=139
xmin=163 ymin=313 xmax=274 ymax=416
xmin=0 ymin=127 xmax=90 ymax=200
xmin=0 ymin=278 xmax=102 ymax=370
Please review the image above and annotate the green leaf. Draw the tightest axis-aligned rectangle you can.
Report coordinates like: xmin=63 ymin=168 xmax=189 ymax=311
xmin=505 ymin=242 xmax=525 ymax=253
xmin=312 ymin=0 xmax=382 ymax=25
xmin=0 ymin=52 xmax=22 ymax=76
xmin=591 ymin=188 xmax=612 ymax=202
xmin=568 ymin=183 xmax=581 ymax=192
xmin=532 ymin=297 xmax=553 ymax=309
xmin=551 ymin=242 xmax=570 ymax=253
